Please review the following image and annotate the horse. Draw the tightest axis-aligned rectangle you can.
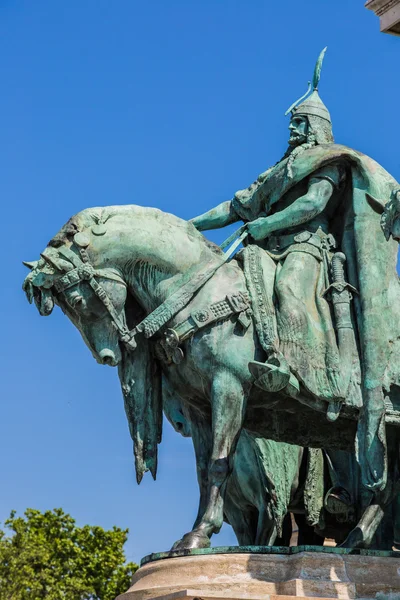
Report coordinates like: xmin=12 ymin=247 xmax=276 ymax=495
xmin=22 ymin=204 xmax=400 ymax=550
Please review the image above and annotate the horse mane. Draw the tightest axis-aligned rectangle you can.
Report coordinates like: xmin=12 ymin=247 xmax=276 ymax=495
xmin=47 ymin=205 xmax=223 ymax=256
xmin=130 ymin=259 xmax=173 ymax=303
xmin=48 ymin=207 xmax=118 ymax=247
xmin=48 ymin=216 xmax=81 ymax=248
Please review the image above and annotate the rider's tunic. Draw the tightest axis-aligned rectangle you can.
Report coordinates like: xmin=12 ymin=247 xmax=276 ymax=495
xmin=232 ymin=161 xmax=360 ymax=406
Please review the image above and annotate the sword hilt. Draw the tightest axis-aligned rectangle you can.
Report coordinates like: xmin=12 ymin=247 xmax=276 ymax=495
xmin=323 ymin=252 xmax=358 ymax=299
xmin=331 ymin=252 xmax=346 ymax=283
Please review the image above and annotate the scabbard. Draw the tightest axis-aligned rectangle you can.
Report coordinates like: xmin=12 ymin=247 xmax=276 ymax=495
xmin=324 ymin=252 xmax=358 ymax=419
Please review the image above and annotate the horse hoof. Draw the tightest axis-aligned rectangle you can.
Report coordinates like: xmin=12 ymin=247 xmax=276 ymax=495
xmin=171 ymin=531 xmax=211 ymax=550
xmin=338 ymin=528 xmax=365 ymax=549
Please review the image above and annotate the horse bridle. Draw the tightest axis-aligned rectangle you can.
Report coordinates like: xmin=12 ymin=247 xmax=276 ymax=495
xmin=51 ymin=245 xmax=138 ymax=351
xmin=48 ymin=225 xmax=246 ymax=354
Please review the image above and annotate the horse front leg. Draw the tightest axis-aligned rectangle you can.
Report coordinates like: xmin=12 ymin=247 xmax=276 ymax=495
xmin=189 ymin=412 xmax=212 ymax=529
xmin=173 ymin=369 xmax=246 ymax=550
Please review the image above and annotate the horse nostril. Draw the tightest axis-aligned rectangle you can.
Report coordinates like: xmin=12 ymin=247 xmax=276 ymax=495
xmin=98 ymin=349 xmax=116 ymax=366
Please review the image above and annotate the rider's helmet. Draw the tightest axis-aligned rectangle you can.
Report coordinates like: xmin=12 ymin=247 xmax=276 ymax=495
xmin=286 ymin=47 xmax=334 ymax=145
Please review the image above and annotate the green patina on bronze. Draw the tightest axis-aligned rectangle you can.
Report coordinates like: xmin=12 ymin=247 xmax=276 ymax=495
xmin=22 ymin=49 xmax=400 ymax=552
xmin=140 ymin=545 xmax=400 ymax=568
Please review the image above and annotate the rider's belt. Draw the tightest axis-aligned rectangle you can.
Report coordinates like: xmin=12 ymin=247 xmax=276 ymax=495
xmin=156 ymin=292 xmax=252 ymax=365
xmin=267 ymin=229 xmax=336 ymax=253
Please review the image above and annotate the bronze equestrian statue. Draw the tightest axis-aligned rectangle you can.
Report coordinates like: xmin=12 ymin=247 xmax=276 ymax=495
xmin=23 ymin=49 xmax=400 ymax=550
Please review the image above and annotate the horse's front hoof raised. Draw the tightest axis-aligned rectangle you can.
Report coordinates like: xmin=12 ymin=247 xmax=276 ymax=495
xmin=171 ymin=530 xmax=211 ymax=551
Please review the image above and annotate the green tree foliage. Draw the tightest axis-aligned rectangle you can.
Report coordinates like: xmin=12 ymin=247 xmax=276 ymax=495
xmin=0 ymin=508 xmax=138 ymax=600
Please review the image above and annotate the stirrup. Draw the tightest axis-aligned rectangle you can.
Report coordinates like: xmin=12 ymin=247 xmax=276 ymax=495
xmin=249 ymin=354 xmax=290 ymax=393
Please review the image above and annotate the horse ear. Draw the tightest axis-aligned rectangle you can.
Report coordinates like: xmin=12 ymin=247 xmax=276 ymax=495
xmin=41 ymin=249 xmax=73 ymax=272
xmin=23 ymin=260 xmax=39 ymax=270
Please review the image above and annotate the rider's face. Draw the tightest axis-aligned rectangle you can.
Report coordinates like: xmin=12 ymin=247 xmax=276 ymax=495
xmin=288 ymin=115 xmax=308 ymax=147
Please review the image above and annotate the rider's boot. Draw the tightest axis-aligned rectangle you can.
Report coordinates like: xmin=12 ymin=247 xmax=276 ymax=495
xmin=248 ymin=352 xmax=300 ymax=398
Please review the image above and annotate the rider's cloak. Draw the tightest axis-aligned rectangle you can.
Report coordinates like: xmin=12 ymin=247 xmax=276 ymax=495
xmin=232 ymin=144 xmax=400 ymax=493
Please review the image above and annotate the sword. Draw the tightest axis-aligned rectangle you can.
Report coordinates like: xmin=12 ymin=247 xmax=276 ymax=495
xmin=323 ymin=252 xmax=358 ymax=422
xmin=220 ymin=225 xmax=248 ymax=259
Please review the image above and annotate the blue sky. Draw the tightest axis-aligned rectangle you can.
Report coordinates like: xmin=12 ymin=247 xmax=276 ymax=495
xmin=2 ymin=1 xmax=399 ymax=564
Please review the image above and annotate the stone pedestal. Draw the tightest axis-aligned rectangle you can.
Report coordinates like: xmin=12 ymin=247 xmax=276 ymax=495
xmin=117 ymin=547 xmax=400 ymax=600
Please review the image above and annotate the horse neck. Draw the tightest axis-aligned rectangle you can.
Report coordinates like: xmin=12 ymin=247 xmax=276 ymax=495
xmin=86 ymin=206 xmax=222 ymax=312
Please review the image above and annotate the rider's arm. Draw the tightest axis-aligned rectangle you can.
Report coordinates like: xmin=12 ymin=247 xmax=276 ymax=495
xmin=190 ymin=200 xmax=240 ymax=231
xmin=247 ymin=166 xmax=341 ymax=241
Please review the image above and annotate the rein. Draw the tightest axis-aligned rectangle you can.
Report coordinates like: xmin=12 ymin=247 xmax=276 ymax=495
xmin=53 ymin=225 xmax=247 ymax=352
xmin=133 ymin=225 xmax=248 ymax=338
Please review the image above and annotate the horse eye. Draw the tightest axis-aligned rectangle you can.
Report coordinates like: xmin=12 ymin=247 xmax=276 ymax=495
xmin=71 ymin=295 xmax=84 ymax=307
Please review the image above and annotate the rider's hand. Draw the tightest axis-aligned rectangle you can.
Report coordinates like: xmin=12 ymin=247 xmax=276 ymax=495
xmin=247 ymin=217 xmax=271 ymax=241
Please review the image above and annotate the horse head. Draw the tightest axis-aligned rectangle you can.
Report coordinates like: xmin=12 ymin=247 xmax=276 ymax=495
xmin=22 ymin=212 xmax=133 ymax=367
xmin=23 ymin=205 xmax=223 ymax=485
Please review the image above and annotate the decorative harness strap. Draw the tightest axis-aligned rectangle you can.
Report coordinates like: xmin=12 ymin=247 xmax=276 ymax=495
xmin=155 ymin=291 xmax=252 ymax=365
xmin=173 ymin=292 xmax=251 ymax=341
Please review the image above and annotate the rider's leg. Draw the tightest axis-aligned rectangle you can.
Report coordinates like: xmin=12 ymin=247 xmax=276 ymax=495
xmin=250 ymin=249 xmax=319 ymax=397
xmin=246 ymin=250 xmax=294 ymax=393
xmin=275 ymin=251 xmax=321 ymax=345
xmin=275 ymin=250 xmax=341 ymax=402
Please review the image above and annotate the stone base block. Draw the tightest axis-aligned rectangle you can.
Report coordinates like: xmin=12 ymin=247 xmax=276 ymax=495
xmin=116 ymin=548 xmax=400 ymax=600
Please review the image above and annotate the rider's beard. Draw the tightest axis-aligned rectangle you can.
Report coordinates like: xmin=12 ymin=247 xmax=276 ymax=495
xmin=288 ymin=131 xmax=307 ymax=147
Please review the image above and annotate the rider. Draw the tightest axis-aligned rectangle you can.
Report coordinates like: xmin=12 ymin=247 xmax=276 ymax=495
xmin=191 ymin=49 xmax=346 ymax=401
xmin=191 ymin=49 xmax=354 ymax=515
